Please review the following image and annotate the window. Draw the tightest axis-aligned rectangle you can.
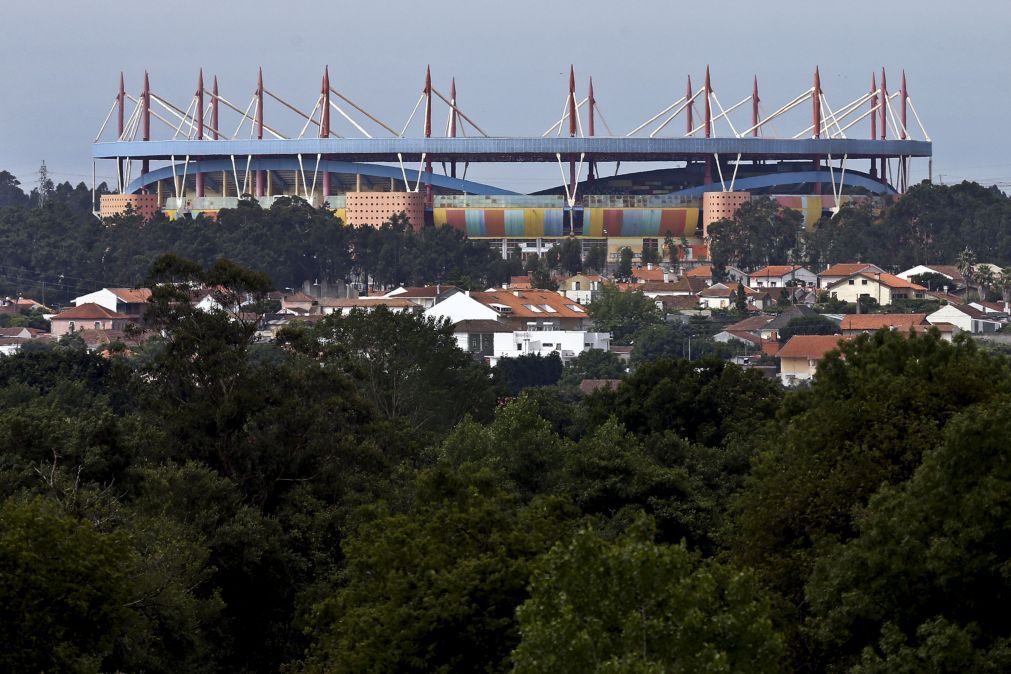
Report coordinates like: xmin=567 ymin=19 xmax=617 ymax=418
xmin=565 ymin=304 xmax=586 ymax=313
xmin=523 ymin=304 xmax=543 ymax=313
xmin=848 ymin=280 xmax=855 ymax=285
xmin=68 ymin=321 xmax=75 ymax=332
xmin=95 ymin=321 xmax=101 ymax=329
xmin=861 ymin=279 xmax=868 ymax=286
xmin=770 ymin=281 xmax=777 ymax=287
xmin=574 ymin=281 xmax=581 ymax=290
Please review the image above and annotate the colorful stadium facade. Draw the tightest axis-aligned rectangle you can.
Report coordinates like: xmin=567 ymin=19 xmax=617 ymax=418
xmin=92 ymin=66 xmax=930 ymax=258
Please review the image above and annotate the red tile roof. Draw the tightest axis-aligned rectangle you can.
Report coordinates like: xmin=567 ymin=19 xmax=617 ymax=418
xmin=776 ymin=335 xmax=848 ymax=359
xmin=108 ymin=288 xmax=152 ymax=304
xmin=471 ymin=290 xmax=588 ymax=319
xmin=52 ymin=303 xmax=127 ymax=321
xmin=820 ymin=263 xmax=883 ymax=278
xmin=840 ymin=313 xmax=928 ymax=331
xmin=750 ymin=265 xmax=810 ymax=278
xmin=726 ymin=315 xmax=775 ymax=332
xmin=684 ymin=265 xmax=713 ymax=278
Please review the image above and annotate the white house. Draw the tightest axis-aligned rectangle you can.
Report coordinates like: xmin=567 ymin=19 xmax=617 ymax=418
xmin=384 ymin=286 xmax=460 ymax=310
xmin=73 ymin=287 xmax=152 ymax=320
xmin=927 ymin=303 xmax=1002 ymax=334
xmin=318 ymin=297 xmax=422 ymax=315
xmin=747 ymin=265 xmax=817 ymax=289
xmin=818 ymin=263 xmax=884 ymax=289
xmin=825 ymin=272 xmax=927 ymax=305
xmin=896 ymin=264 xmax=965 ymax=289
xmin=488 ymin=331 xmax=611 ymax=366
xmin=425 ymin=291 xmax=501 ymax=325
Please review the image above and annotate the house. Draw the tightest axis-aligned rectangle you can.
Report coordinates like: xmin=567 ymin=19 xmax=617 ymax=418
xmin=384 ymin=286 xmax=461 ymax=310
xmin=281 ymin=291 xmax=316 ymax=313
xmin=488 ymin=329 xmax=610 ymax=365
xmin=699 ymin=283 xmax=770 ymax=310
xmin=747 ymin=265 xmax=817 ymax=289
xmin=50 ymin=303 xmax=128 ymax=337
xmin=927 ymin=303 xmax=1003 ymax=335
xmin=776 ymin=335 xmax=848 ymax=386
xmin=897 ymin=264 xmax=966 ymax=290
xmin=818 ymin=262 xmax=885 ymax=289
xmin=560 ymin=274 xmax=606 ymax=305
xmin=630 ymin=265 xmax=671 ymax=284
xmin=452 ymin=319 xmax=512 ymax=359
xmin=639 ymin=281 xmax=685 ymax=299
xmin=655 ymin=295 xmax=702 ymax=313
xmin=508 ymin=275 xmax=533 ymax=290
xmin=760 ymin=305 xmax=825 ymax=340
xmin=317 ymin=297 xmax=422 ymax=316
xmin=683 ymin=265 xmax=714 ymax=282
xmin=825 ymin=272 xmax=927 ymax=305
xmin=839 ymin=313 xmax=929 ymax=336
xmin=427 ymin=289 xmax=592 ymax=332
xmin=72 ymin=288 xmax=152 ymax=322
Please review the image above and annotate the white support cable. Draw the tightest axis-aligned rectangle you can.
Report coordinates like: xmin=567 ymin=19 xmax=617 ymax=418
xmin=230 ymin=155 xmax=241 ymax=196
xmin=170 ymin=155 xmax=179 ymax=204
xmin=650 ymin=98 xmax=694 ymax=138
xmin=179 ymin=155 xmax=190 ymax=203
xmin=544 ymin=97 xmax=588 ymax=137
xmin=714 ymin=153 xmax=727 ymax=192
xmin=125 ymin=94 xmax=184 ymax=135
xmin=299 ymin=95 xmax=322 ymax=139
xmin=833 ymin=102 xmax=880 ymax=137
xmin=555 ymin=153 xmax=572 ymax=204
xmin=430 ymin=87 xmax=489 ymax=137
xmin=172 ymin=97 xmax=197 ymax=140
xmin=414 ymin=153 xmax=427 ymax=193
xmin=397 ymin=152 xmax=410 ymax=191
xmin=401 ymin=93 xmax=425 ymax=137
xmin=593 ymin=102 xmax=615 ymax=136
xmin=297 ymin=154 xmax=308 ymax=200
xmin=737 ymin=88 xmax=813 ymax=137
xmin=329 ymin=87 xmax=401 ymax=137
xmin=553 ymin=97 xmax=570 ymax=138
xmin=819 ymin=94 xmax=846 ymax=139
xmin=839 ymin=154 xmax=848 ymax=205
xmin=627 ymin=94 xmax=689 ymax=137
xmin=687 ymin=95 xmax=750 ymax=137
xmin=462 ymin=161 xmax=469 ymax=180
xmin=310 ymin=153 xmax=321 ymax=203
xmin=568 ymin=152 xmax=586 ymax=206
xmin=329 ymin=100 xmax=372 ymax=138
xmin=243 ymin=154 xmax=252 ymax=195
xmin=148 ymin=94 xmax=196 ymax=138
xmin=884 ymin=91 xmax=905 ymax=139
xmin=574 ymin=98 xmax=585 ymax=138
xmin=827 ymin=153 xmax=838 ymax=204
xmin=95 ymin=99 xmax=118 ymax=142
xmin=711 ymin=92 xmax=742 ymax=137
xmin=234 ymin=96 xmax=256 ymax=138
xmin=907 ymin=98 xmax=930 ymax=141
xmin=729 ymin=152 xmax=742 ymax=191
xmin=825 ymin=91 xmax=876 ymax=133
xmin=122 ymin=99 xmax=141 ymax=141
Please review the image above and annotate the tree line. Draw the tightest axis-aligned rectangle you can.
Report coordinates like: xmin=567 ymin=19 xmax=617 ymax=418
xmin=1 ymin=254 xmax=1009 ymax=672
xmin=709 ymin=180 xmax=1011 ymax=276
xmin=0 ymin=170 xmax=520 ymax=305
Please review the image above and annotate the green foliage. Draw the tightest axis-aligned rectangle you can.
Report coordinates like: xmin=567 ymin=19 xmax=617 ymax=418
xmin=805 ymin=398 xmax=1011 ymax=672
xmin=708 ymin=197 xmax=803 ymax=273
xmin=631 ymin=321 xmax=745 ymax=363
xmin=512 ymin=519 xmax=786 ymax=674
xmin=618 ymin=246 xmax=634 ymax=278
xmin=304 ymin=472 xmax=577 ymax=674
xmin=0 ymin=498 xmax=134 ymax=674
xmin=585 ymin=358 xmax=782 ymax=449
xmin=558 ymin=237 xmax=583 ymax=274
xmin=494 ymin=352 xmax=564 ymax=395
xmin=777 ymin=314 xmax=839 ymax=342
xmin=558 ymin=348 xmax=626 ymax=386
xmin=587 ymin=283 xmax=662 ymax=344
xmin=285 ymin=307 xmax=496 ymax=436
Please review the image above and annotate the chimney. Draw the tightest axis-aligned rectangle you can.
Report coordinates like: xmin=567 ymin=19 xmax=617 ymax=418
xmin=663 ymin=271 xmax=670 ymax=283
xmin=514 ymin=290 xmax=523 ymax=298
xmin=647 ymin=263 xmax=653 ymax=271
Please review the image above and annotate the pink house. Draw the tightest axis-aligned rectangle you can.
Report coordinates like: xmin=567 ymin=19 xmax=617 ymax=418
xmin=50 ymin=303 xmax=128 ymax=337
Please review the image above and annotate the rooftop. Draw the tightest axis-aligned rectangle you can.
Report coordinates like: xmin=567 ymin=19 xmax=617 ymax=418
xmin=776 ymin=334 xmax=848 ymax=359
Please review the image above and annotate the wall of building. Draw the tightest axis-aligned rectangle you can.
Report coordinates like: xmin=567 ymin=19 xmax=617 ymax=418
xmin=702 ymin=191 xmax=751 ymax=237
xmin=99 ymin=194 xmax=159 ymax=220
xmin=345 ymin=191 xmax=425 ymax=228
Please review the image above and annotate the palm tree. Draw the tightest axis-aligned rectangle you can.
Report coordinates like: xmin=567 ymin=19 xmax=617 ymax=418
xmin=999 ymin=267 xmax=1011 ymax=310
xmin=975 ymin=266 xmax=995 ymax=304
xmin=956 ymin=247 xmax=978 ymax=300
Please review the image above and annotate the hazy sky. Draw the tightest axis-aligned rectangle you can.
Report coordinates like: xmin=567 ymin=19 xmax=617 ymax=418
xmin=1 ymin=0 xmax=1008 ymax=193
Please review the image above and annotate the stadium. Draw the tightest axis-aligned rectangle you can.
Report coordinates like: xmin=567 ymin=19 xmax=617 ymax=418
xmin=91 ymin=65 xmax=931 ymax=260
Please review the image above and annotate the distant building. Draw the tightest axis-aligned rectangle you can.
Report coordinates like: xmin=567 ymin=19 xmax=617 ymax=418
xmin=50 ymin=303 xmax=128 ymax=337
xmin=747 ymin=265 xmax=817 ymax=288
xmin=825 ymin=272 xmax=926 ymax=304
xmin=818 ymin=262 xmax=885 ymax=289
xmin=776 ymin=335 xmax=848 ymax=386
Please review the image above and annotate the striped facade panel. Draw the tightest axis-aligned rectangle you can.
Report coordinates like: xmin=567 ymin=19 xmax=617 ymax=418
xmin=543 ymin=209 xmax=564 ymax=236
xmin=484 ymin=209 xmax=506 ymax=237
xmin=586 ymin=209 xmax=605 ymax=237
xmin=505 ymin=209 xmax=526 ymax=236
xmin=465 ymin=209 xmax=485 ymax=236
xmin=523 ymin=209 xmax=545 ymax=236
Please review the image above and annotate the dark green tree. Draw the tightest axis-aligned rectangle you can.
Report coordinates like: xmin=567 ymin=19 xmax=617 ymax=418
xmin=587 ymin=284 xmax=662 ymax=344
